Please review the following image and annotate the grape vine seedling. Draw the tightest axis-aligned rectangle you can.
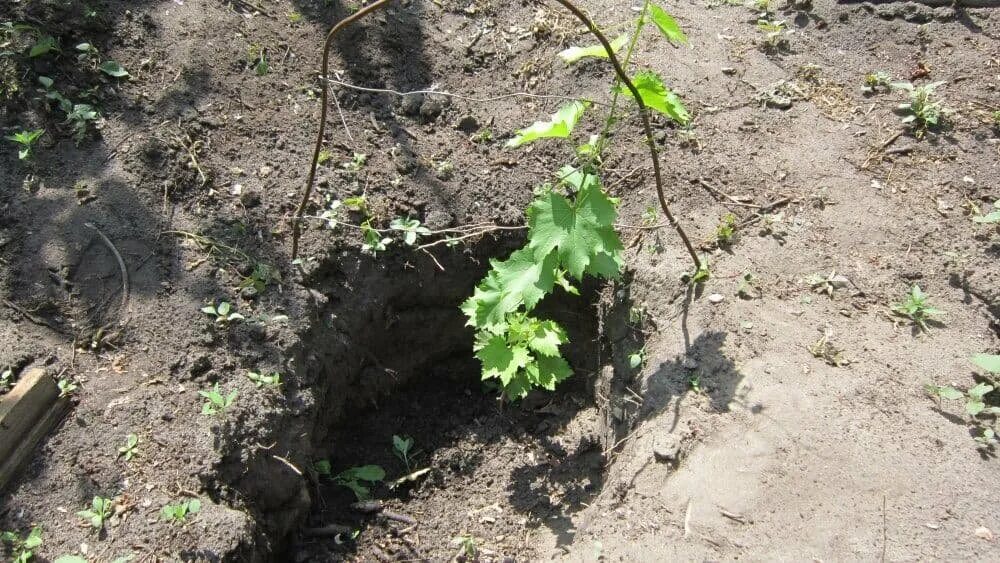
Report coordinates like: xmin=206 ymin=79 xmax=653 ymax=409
xmin=4 ymin=128 xmax=44 ymax=160
xmin=77 ymin=496 xmax=113 ymax=530
xmin=118 ymin=433 xmax=139 ymax=461
xmin=199 ymin=384 xmax=237 ymax=416
xmin=891 ymin=284 xmax=942 ymax=332
xmin=294 ymin=0 xmax=704 ymax=402
xmin=160 ymin=499 xmax=201 ymax=524
xmin=1 ymin=526 xmax=42 ymax=563
xmin=334 ymin=465 xmax=385 ymax=501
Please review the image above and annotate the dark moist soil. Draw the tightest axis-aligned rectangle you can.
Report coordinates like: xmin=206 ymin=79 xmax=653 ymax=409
xmin=2 ymin=0 xmax=1000 ymax=561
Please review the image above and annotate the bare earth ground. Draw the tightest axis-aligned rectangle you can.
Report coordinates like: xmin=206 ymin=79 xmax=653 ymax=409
xmin=1 ymin=0 xmax=998 ymax=561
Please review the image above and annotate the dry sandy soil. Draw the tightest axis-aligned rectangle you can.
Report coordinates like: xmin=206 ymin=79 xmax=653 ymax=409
xmin=1 ymin=0 xmax=999 ymax=561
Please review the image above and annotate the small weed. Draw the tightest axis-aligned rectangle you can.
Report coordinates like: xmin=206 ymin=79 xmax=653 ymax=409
xmin=691 ymin=259 xmax=711 ymax=284
xmin=1 ymin=526 xmax=42 ymax=563
xmin=470 ymin=127 xmax=493 ymax=144
xmin=925 ymin=382 xmax=998 ymax=418
xmin=200 ymin=301 xmax=245 ymax=324
xmin=252 ymin=48 xmax=269 ymax=76
xmin=392 ymin=435 xmax=415 ymax=471
xmin=246 ymin=370 xmax=282 ymax=389
xmin=452 ymin=534 xmax=478 ymax=558
xmin=892 ymin=81 xmax=945 ymax=136
xmin=389 ymin=217 xmax=431 ymax=246
xmin=317 ymin=149 xmax=333 ymax=165
xmin=891 ymin=284 xmax=942 ymax=332
xmin=56 ymin=379 xmax=80 ymax=399
xmin=64 ymin=104 xmax=99 ymax=145
xmin=808 ymin=331 xmax=848 ymax=367
xmin=806 ymin=271 xmax=849 ymax=298
xmin=117 ymin=433 xmax=139 ymax=461
xmin=628 ymin=348 xmax=647 ymax=370
xmin=4 ymin=128 xmax=44 ymax=160
xmin=972 ymin=200 xmax=1000 ymax=225
xmin=334 ymin=465 xmax=385 ymax=501
xmin=862 ymin=70 xmax=892 ymax=94
xmin=287 ymin=11 xmax=303 ymax=23
xmin=736 ymin=272 xmax=761 ymax=299
xmin=641 ymin=205 xmax=658 ymax=227
xmin=313 ymin=459 xmax=332 ymax=476
xmin=77 ymin=496 xmax=113 ymax=530
xmin=1 ymin=368 xmax=13 ymax=393
xmin=199 ymin=383 xmax=237 ymax=416
xmin=160 ymin=499 xmax=201 ymax=524
xmin=714 ymin=212 xmax=737 ymax=246
xmin=688 ymin=374 xmax=702 ymax=393
xmin=757 ymin=18 xmax=789 ymax=51
xmin=29 ymin=35 xmax=59 ymax=58
xmin=628 ymin=305 xmax=645 ymax=325
xmin=239 ymin=262 xmax=281 ymax=295
xmin=343 ymin=152 xmax=367 ymax=172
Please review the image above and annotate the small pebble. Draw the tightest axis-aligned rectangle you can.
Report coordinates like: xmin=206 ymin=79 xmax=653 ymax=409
xmin=708 ymin=293 xmax=725 ymax=304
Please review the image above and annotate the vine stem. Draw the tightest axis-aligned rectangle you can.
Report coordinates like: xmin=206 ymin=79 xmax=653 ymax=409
xmin=291 ymin=0 xmax=396 ymax=259
xmin=292 ymin=0 xmax=702 ymax=273
xmin=547 ymin=0 xmax=702 ymax=271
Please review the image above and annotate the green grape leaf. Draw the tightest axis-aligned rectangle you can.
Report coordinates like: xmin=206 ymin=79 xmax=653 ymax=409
xmin=462 ymin=248 xmax=558 ymax=331
xmin=972 ymin=354 xmax=1000 ymax=374
xmin=556 ymin=165 xmax=601 ymax=193
xmin=477 ymin=335 xmax=531 ymax=386
xmin=503 ymin=373 xmax=532 ymax=400
xmin=528 ymin=320 xmax=568 ymax=357
xmin=527 ymin=178 xmax=623 ymax=280
xmin=617 ymin=70 xmax=689 ymax=124
xmin=506 ymin=101 xmax=589 ymax=148
xmin=531 ymin=355 xmax=573 ymax=391
xmin=557 ymin=34 xmax=628 ymax=65
xmin=648 ymin=4 xmax=688 ymax=45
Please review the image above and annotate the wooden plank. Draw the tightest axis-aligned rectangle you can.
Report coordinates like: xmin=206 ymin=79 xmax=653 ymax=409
xmin=0 ymin=368 xmax=68 ymax=492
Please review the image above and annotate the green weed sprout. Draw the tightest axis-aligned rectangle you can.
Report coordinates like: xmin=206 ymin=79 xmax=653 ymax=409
xmin=892 ymin=81 xmax=945 ymax=136
xmin=199 ymin=384 xmax=237 ymax=415
xmin=118 ymin=433 xmax=139 ymax=461
xmin=4 ymin=129 xmax=44 ymax=160
xmin=77 ymin=496 xmax=113 ymax=530
xmin=891 ymin=285 xmax=942 ymax=331
xmin=160 ymin=499 xmax=201 ymax=524
xmin=1 ymin=526 xmax=42 ymax=563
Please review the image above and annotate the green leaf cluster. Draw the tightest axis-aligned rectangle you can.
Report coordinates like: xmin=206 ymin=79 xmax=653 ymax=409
xmin=1 ymin=526 xmax=42 ymax=563
xmin=160 ymin=499 xmax=201 ymax=524
xmin=462 ymin=173 xmax=623 ymax=400
xmin=77 ymin=496 xmax=113 ymax=530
